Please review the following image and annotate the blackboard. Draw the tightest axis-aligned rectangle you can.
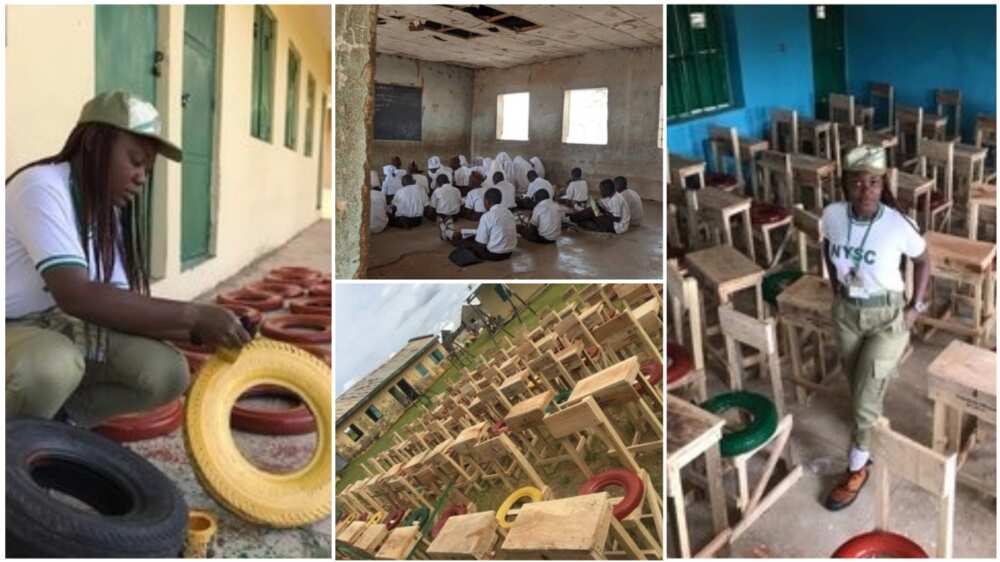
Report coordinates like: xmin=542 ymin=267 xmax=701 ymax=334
xmin=374 ymin=83 xmax=422 ymax=141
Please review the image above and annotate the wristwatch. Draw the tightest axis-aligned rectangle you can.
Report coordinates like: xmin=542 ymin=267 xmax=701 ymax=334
xmin=910 ymin=300 xmax=929 ymax=314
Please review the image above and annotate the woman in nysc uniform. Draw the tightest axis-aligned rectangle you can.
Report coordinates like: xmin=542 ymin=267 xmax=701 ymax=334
xmin=820 ymin=146 xmax=931 ymax=510
xmin=6 ymin=91 xmax=250 ymax=427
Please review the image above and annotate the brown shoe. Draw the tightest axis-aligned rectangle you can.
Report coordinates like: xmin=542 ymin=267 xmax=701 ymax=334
xmin=824 ymin=462 xmax=871 ymax=511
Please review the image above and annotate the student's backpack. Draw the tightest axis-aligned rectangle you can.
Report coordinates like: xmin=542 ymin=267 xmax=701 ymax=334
xmin=448 ymin=247 xmax=481 ymax=267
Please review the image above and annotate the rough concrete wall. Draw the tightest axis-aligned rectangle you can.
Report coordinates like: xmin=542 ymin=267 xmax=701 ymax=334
xmin=335 ymin=386 xmax=408 ymax=460
xmin=471 ymin=47 xmax=664 ymax=201
xmin=335 ymin=5 xmax=376 ymax=279
xmin=372 ymin=54 xmax=474 ymax=170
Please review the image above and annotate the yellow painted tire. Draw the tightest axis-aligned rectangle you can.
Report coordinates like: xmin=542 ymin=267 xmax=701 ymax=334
xmin=343 ymin=513 xmax=358 ymax=525
xmin=495 ymin=486 xmax=543 ymax=529
xmin=184 ymin=339 xmax=331 ymax=527
xmin=367 ymin=511 xmax=386 ymax=526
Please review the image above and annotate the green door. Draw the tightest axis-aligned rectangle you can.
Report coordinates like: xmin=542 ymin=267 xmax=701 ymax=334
xmin=95 ymin=6 xmax=159 ymax=268
xmin=810 ymin=5 xmax=846 ymax=119
xmin=181 ymin=5 xmax=218 ymax=265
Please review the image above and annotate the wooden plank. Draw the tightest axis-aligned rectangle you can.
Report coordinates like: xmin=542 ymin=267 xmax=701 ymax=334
xmin=426 ymin=511 xmax=498 ymax=559
xmin=376 ymin=525 xmax=422 ymax=560
xmin=354 ymin=523 xmax=390 ymax=554
xmin=925 ymin=231 xmax=996 ymax=273
xmin=505 ymin=389 xmax=556 ymax=431
xmin=872 ymin=419 xmax=957 ymax=497
xmin=566 ymin=356 xmax=640 ymax=406
xmin=718 ymin=304 xmax=777 ymax=354
xmin=543 ymin=397 xmax=602 ymax=439
xmin=337 ymin=521 xmax=368 ymax=545
xmin=500 ymin=493 xmax=612 ymax=557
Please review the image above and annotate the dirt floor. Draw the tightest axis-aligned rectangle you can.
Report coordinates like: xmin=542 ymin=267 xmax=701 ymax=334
xmin=366 ymin=201 xmax=663 ymax=279
xmin=127 ymin=219 xmax=332 ymax=558
xmin=669 ymin=291 xmax=997 ymax=558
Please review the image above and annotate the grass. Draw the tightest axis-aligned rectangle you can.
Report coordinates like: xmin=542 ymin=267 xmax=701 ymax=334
xmin=335 ymin=284 xmax=584 ymax=490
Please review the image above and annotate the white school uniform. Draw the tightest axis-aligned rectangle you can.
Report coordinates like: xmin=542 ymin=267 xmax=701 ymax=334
xmin=527 ymin=177 xmax=554 ymax=199
xmin=430 ymin=184 xmax=463 ymax=216
xmin=393 ymin=184 xmax=429 ymax=218
xmin=464 ymin=187 xmax=487 ymax=213
xmin=602 ymin=192 xmax=631 ymax=234
xmin=494 ymin=180 xmax=517 ymax=209
xmin=565 ymin=180 xmax=589 ymax=203
xmin=428 ymin=167 xmax=453 ymax=187
xmin=370 ymin=189 xmax=388 ymax=233
xmin=453 ymin=166 xmax=471 ymax=187
xmin=512 ymin=156 xmax=533 ymax=191
xmin=531 ymin=199 xmax=563 ymax=241
xmin=476 ymin=204 xmax=518 ymax=254
xmin=382 ymin=172 xmax=404 ymax=197
xmin=621 ymin=188 xmax=644 ymax=225
xmin=530 ymin=156 xmax=546 ymax=179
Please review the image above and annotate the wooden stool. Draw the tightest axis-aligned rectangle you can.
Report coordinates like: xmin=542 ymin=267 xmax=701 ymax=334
xmin=917 ymin=231 xmax=996 ymax=346
xmin=376 ymin=525 xmax=423 ymax=560
xmin=770 ymin=108 xmax=799 ymax=154
xmin=717 ymin=304 xmax=789 ymax=423
xmin=799 ymin=118 xmax=833 ymax=159
xmin=669 ymin=153 xmax=708 ymax=248
xmin=967 ymin=182 xmax=996 ymax=240
xmin=707 ymin=126 xmax=746 ymax=192
xmin=928 ymin=341 xmax=996 ymax=498
xmin=790 ymin=152 xmax=837 ymax=211
xmin=500 ymin=493 xmax=645 ymax=559
xmin=426 ymin=511 xmax=499 ymax=560
xmin=894 ymin=168 xmax=935 ymax=232
xmin=693 ymin=186 xmax=756 ymax=261
xmin=974 ymin=114 xmax=996 ymax=182
xmin=776 ymin=275 xmax=840 ymax=404
xmin=867 ymin=81 xmax=895 ymax=134
xmin=896 ymin=105 xmax=925 ymax=171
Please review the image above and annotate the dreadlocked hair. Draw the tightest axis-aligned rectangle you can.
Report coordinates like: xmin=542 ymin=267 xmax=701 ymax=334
xmin=6 ymin=122 xmax=151 ymax=295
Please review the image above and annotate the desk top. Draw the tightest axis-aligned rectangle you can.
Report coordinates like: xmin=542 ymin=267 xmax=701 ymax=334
xmin=928 ymin=340 xmax=996 ymax=398
xmin=669 ymin=153 xmax=707 ymax=174
xmin=685 ymin=245 xmax=765 ymax=291
xmin=667 ymin=395 xmax=726 ymax=467
xmin=505 ymin=389 xmax=556 ymax=431
xmin=376 ymin=525 xmax=421 ymax=560
xmin=426 ymin=511 xmax=498 ymax=558
xmin=955 ymin=143 xmax=989 ymax=160
xmin=500 ymin=493 xmax=612 ymax=555
xmin=969 ymin=183 xmax=997 ymax=205
xmin=567 ymin=357 xmax=640 ymax=406
xmin=790 ymin=152 xmax=837 ymax=174
xmin=925 ymin=231 xmax=997 ymax=273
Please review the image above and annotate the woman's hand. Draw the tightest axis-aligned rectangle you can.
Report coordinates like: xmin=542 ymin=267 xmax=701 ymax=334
xmin=190 ymin=304 xmax=252 ymax=349
xmin=903 ymin=306 xmax=921 ymax=330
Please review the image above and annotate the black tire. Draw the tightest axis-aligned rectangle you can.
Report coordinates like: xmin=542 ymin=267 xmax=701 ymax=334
xmin=6 ymin=417 xmax=188 ymax=558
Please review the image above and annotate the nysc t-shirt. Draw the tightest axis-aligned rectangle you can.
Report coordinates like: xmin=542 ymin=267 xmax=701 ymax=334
xmin=821 ymin=202 xmax=926 ymax=295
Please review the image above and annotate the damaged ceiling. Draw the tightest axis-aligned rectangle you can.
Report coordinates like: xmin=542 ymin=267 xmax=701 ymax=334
xmin=375 ymin=5 xmax=662 ymax=69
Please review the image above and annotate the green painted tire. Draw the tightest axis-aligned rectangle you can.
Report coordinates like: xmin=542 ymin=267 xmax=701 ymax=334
xmin=701 ymin=391 xmax=778 ymax=457
xmin=546 ymin=389 xmax=573 ymax=413
xmin=762 ymin=270 xmax=805 ymax=306
xmin=402 ymin=506 xmax=429 ymax=527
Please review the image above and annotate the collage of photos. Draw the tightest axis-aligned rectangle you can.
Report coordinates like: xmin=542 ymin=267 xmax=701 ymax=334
xmin=2 ymin=1 xmax=997 ymax=562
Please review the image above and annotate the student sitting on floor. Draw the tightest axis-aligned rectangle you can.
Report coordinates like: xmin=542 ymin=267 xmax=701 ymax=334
xmin=512 ymin=155 xmax=533 ymax=191
xmin=452 ymin=188 xmax=517 ymax=261
xmin=491 ymin=171 xmax=517 ymax=209
xmin=387 ymin=175 xmax=429 ymax=229
xmin=615 ymin=175 xmax=643 ymax=226
xmin=517 ymin=170 xmax=554 ymax=210
xmin=427 ymin=156 xmax=452 ymax=186
xmin=382 ymin=167 xmax=404 ymax=204
xmin=530 ymin=156 xmax=546 ymax=179
xmin=370 ymin=184 xmax=388 ymax=234
xmin=451 ymin=156 xmax=470 ymax=190
xmin=430 ymin=175 xmax=463 ymax=241
xmin=518 ymin=190 xmax=562 ymax=244
xmin=462 ymin=172 xmax=487 ymax=221
xmin=407 ymin=161 xmax=429 ymax=194
xmin=570 ymin=179 xmax=631 ymax=234
xmin=560 ymin=167 xmax=590 ymax=211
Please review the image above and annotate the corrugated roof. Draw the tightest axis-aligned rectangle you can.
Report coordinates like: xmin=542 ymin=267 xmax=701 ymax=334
xmin=335 ymin=334 xmax=437 ymax=425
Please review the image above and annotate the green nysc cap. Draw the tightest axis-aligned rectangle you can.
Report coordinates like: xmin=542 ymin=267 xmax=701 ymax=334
xmin=78 ymin=90 xmax=183 ymax=162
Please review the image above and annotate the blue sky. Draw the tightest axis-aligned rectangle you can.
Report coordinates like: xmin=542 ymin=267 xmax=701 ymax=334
xmin=334 ymin=283 xmax=474 ymax=397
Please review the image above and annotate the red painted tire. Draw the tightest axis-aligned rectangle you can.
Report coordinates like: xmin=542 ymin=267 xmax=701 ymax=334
xmin=267 ymin=266 xmax=322 ymax=285
xmin=300 ymin=343 xmax=332 ymax=366
xmin=584 ymin=345 xmax=601 ymax=358
xmin=431 ymin=504 xmax=468 ymax=539
xmin=490 ymin=419 xmax=510 ymax=436
xmin=216 ymin=288 xmax=283 ymax=312
xmin=706 ymin=172 xmax=740 ymax=189
xmin=832 ymin=531 xmax=928 ymax=558
xmin=634 ymin=360 xmax=663 ymax=393
xmin=578 ymin=468 xmax=644 ymax=520
xmin=289 ymin=297 xmax=331 ymax=315
xmin=261 ymin=314 xmax=331 ymax=344
xmin=667 ymin=344 xmax=693 ymax=384
xmin=247 ymin=281 xmax=305 ymax=299
xmin=386 ymin=508 xmax=408 ymax=530
xmin=218 ymin=304 xmax=263 ymax=330
xmin=751 ymin=201 xmax=792 ymax=225
xmin=308 ymin=282 xmax=332 ymax=297
xmin=93 ymin=398 xmax=184 ymax=442
xmin=230 ymin=386 xmax=315 ymax=435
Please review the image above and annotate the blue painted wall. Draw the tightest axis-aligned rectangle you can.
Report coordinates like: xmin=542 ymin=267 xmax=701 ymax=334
xmin=667 ymin=5 xmax=815 ymax=159
xmin=844 ymin=5 xmax=997 ymax=144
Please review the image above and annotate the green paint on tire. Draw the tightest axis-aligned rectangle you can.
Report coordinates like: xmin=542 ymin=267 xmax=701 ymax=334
xmin=402 ymin=506 xmax=429 ymax=527
xmin=762 ymin=270 xmax=805 ymax=306
xmin=701 ymin=391 xmax=779 ymax=457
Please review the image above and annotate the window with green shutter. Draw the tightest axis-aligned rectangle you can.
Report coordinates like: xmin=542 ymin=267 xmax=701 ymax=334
xmin=250 ymin=5 xmax=276 ymax=141
xmin=430 ymin=350 xmax=444 ymax=364
xmin=667 ymin=5 xmax=735 ymax=120
xmin=304 ymin=74 xmax=316 ymax=156
xmin=415 ymin=363 xmax=429 ymax=377
xmin=365 ymin=405 xmax=382 ymax=422
xmin=345 ymin=424 xmax=364 ymax=442
xmin=284 ymin=43 xmax=301 ymax=149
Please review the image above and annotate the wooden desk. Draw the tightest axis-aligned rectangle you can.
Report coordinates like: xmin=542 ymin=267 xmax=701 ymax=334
xmin=895 ymin=171 xmax=935 ymax=231
xmin=954 ymin=143 xmax=989 ymax=203
xmin=790 ymin=153 xmax=837 ymax=210
xmin=918 ymin=232 xmax=997 ymax=345
xmin=376 ymin=525 xmax=422 ymax=560
xmin=427 ymin=511 xmax=498 ymax=560
xmin=922 ymin=112 xmax=950 ymax=140
xmin=505 ymin=389 xmax=555 ymax=432
xmin=685 ymin=245 xmax=766 ymax=315
xmin=776 ymin=274 xmax=840 ymax=403
xmin=567 ymin=356 xmax=640 ymax=407
xmin=862 ymin=130 xmax=899 ymax=167
xmin=500 ymin=493 xmax=642 ymax=559
xmin=708 ymin=134 xmax=770 ymax=195
xmin=800 ymin=118 xmax=833 ymax=159
xmin=669 ymin=153 xmax=707 ymax=190
xmin=534 ymin=332 xmax=559 ymax=354
xmin=854 ymin=104 xmax=876 ymax=131
xmin=967 ymin=182 xmax=996 ymax=240
xmin=353 ymin=524 xmax=391 ymax=556
xmin=630 ymin=297 xmax=662 ymax=336
xmin=928 ymin=341 xmax=996 ymax=497
xmin=692 ymin=186 xmax=756 ymax=260
xmin=452 ymin=421 xmax=489 ymax=455
xmin=337 ymin=521 xmax=368 ymax=547
xmin=666 ymin=395 xmax=729 ymax=558
xmin=498 ymin=370 xmax=530 ymax=402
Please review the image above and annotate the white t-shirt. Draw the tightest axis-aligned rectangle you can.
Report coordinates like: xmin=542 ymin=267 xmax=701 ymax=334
xmin=383 ymin=174 xmax=403 ymax=197
xmin=476 ymin=205 xmax=518 ymax=254
xmin=531 ymin=199 xmax=563 ymax=241
xmin=621 ymin=189 xmax=644 ymax=225
xmin=464 ymin=187 xmax=487 ymax=213
xmin=602 ymin=192 xmax=631 ymax=234
xmin=821 ymin=202 xmax=926 ymax=294
xmin=565 ymin=180 xmax=589 ymax=202
xmin=412 ymin=174 xmax=429 ymax=194
xmin=493 ymin=181 xmax=517 ymax=209
xmin=527 ymin=177 xmax=554 ymax=199
xmin=392 ymin=184 xmax=429 ymax=218
xmin=453 ymin=166 xmax=471 ymax=187
xmin=370 ymin=189 xmax=388 ymax=233
xmin=428 ymin=167 xmax=453 ymax=187
xmin=430 ymin=184 xmax=463 ymax=216
xmin=6 ymin=162 xmax=130 ymax=318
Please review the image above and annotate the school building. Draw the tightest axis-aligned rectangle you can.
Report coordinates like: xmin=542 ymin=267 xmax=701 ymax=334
xmin=335 ymin=334 xmax=450 ymax=461
xmin=7 ymin=5 xmax=332 ymax=300
xmin=336 ymin=5 xmax=664 ymax=280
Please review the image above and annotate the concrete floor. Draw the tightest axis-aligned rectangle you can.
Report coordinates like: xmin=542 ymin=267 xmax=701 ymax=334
xmin=366 ymin=201 xmax=663 ymax=279
xmin=127 ymin=219 xmax=332 ymax=558
xmin=670 ymin=322 xmax=996 ymax=558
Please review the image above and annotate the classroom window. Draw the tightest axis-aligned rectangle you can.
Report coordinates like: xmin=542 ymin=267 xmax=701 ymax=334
xmin=562 ymin=87 xmax=608 ymax=145
xmin=430 ymin=350 xmax=445 ymax=364
xmin=389 ymin=386 xmax=411 ymax=406
xmin=496 ymin=92 xmax=529 ymax=141
xmin=304 ymin=74 xmax=316 ymax=156
xmin=667 ymin=5 xmax=734 ymax=120
xmin=365 ymin=405 xmax=382 ymax=422
xmin=345 ymin=424 xmax=364 ymax=442
xmin=415 ymin=362 xmax=429 ymax=377
xmin=250 ymin=5 xmax=276 ymax=141
xmin=658 ymin=85 xmax=665 ymax=148
xmin=284 ymin=43 xmax=301 ymax=149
